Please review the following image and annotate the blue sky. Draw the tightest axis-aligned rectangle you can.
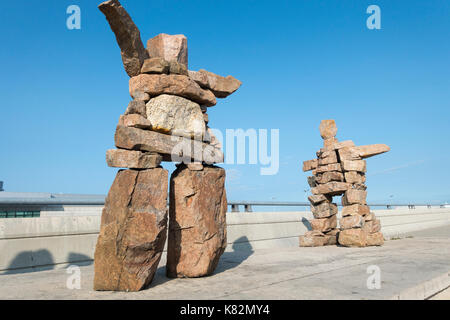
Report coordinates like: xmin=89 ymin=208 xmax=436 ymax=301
xmin=0 ymin=0 xmax=449 ymax=204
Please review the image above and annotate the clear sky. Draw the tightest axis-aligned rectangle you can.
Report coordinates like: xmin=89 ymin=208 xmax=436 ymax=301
xmin=1 ymin=0 xmax=449 ymax=204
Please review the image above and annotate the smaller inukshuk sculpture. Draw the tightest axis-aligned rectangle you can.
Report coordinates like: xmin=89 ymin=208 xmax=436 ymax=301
xmin=300 ymin=120 xmax=390 ymax=248
xmin=94 ymin=0 xmax=241 ymax=291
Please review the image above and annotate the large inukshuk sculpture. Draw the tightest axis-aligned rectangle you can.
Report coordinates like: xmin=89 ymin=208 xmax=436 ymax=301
xmin=300 ymin=120 xmax=390 ymax=248
xmin=94 ymin=0 xmax=241 ymax=291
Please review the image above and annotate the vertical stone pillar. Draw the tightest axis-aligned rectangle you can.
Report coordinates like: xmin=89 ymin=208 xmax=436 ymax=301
xmin=94 ymin=168 xmax=168 ymax=291
xmin=167 ymin=164 xmax=227 ymax=278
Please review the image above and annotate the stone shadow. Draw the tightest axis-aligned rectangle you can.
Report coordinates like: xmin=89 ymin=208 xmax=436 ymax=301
xmin=301 ymin=217 xmax=312 ymax=230
xmin=67 ymin=253 xmax=93 ymax=267
xmin=214 ymin=236 xmax=255 ymax=274
xmin=2 ymin=249 xmax=54 ymax=275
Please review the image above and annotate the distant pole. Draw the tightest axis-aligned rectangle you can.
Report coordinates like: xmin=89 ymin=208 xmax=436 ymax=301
xmin=0 ymin=181 xmax=3 ymax=192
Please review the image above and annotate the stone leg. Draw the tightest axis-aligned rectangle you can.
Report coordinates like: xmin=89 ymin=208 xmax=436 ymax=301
xmin=167 ymin=164 xmax=227 ymax=278
xmin=94 ymin=168 xmax=168 ymax=291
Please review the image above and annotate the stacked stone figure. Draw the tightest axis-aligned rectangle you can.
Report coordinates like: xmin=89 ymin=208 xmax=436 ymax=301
xmin=299 ymin=120 xmax=390 ymax=248
xmin=94 ymin=0 xmax=241 ymax=291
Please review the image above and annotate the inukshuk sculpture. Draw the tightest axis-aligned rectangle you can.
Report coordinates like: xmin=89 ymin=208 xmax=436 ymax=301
xmin=93 ymin=0 xmax=241 ymax=291
xmin=299 ymin=120 xmax=390 ymax=248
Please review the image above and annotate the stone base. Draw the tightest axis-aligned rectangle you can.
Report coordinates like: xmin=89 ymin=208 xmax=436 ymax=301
xmin=167 ymin=164 xmax=227 ymax=278
xmin=93 ymin=168 xmax=168 ymax=291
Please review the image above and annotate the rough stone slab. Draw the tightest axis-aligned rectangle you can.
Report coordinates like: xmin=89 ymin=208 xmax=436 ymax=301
xmin=315 ymin=171 xmax=344 ymax=184
xmin=319 ymin=120 xmax=337 ymax=139
xmin=340 ymin=215 xmax=365 ymax=230
xmin=124 ymin=100 xmax=146 ymax=116
xmin=323 ymin=137 xmax=338 ymax=150
xmin=140 ymin=57 xmax=169 ymax=74
xmin=118 ymin=114 xmax=151 ymax=129
xmin=98 ymin=0 xmax=149 ymax=77
xmin=318 ymin=150 xmax=338 ymax=166
xmin=167 ymin=165 xmax=227 ymax=278
xmin=302 ymin=159 xmax=318 ymax=172
xmin=106 ymin=149 xmax=162 ymax=169
xmin=312 ymin=203 xmax=338 ymax=219
xmin=115 ymin=125 xmax=224 ymax=164
xmin=367 ymin=232 xmax=384 ymax=246
xmin=363 ymin=219 xmax=381 ymax=234
xmin=93 ymin=168 xmax=168 ymax=291
xmin=342 ymin=189 xmax=367 ymax=206
xmin=310 ymin=215 xmax=337 ymax=232
xmin=147 ymin=33 xmax=188 ymax=67
xmin=313 ymin=163 xmax=342 ymax=174
xmin=342 ymin=204 xmax=371 ymax=216
xmin=188 ymin=69 xmax=242 ymax=98
xmin=355 ymin=144 xmax=390 ymax=159
xmin=338 ymin=228 xmax=368 ymax=247
xmin=308 ymin=194 xmax=332 ymax=205
xmin=311 ymin=182 xmax=351 ymax=196
xmin=299 ymin=231 xmax=327 ymax=247
xmin=129 ymin=74 xmax=216 ymax=106
xmin=169 ymin=61 xmax=188 ymax=76
xmin=146 ymin=94 xmax=205 ymax=140
xmin=341 ymin=160 xmax=367 ymax=172
xmin=344 ymin=171 xmax=366 ymax=184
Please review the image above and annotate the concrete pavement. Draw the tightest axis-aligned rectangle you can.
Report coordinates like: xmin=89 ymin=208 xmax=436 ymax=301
xmin=0 ymin=232 xmax=449 ymax=299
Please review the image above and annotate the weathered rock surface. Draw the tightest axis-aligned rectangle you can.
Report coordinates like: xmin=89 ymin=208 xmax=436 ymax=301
xmin=299 ymin=231 xmax=326 ymax=247
xmin=146 ymin=94 xmax=206 ymax=140
xmin=118 ymin=114 xmax=151 ymax=129
xmin=106 ymin=149 xmax=162 ymax=169
xmin=363 ymin=219 xmax=381 ymax=233
xmin=315 ymin=171 xmax=344 ymax=184
xmin=303 ymin=159 xmax=318 ymax=172
xmin=124 ymin=100 xmax=146 ymax=116
xmin=342 ymin=189 xmax=367 ymax=205
xmin=342 ymin=204 xmax=370 ymax=216
xmin=341 ymin=160 xmax=367 ymax=172
xmin=98 ymin=0 xmax=149 ymax=77
xmin=131 ymin=90 xmax=150 ymax=102
xmin=354 ymin=144 xmax=390 ymax=159
xmin=340 ymin=215 xmax=365 ymax=230
xmin=147 ymin=33 xmax=188 ymax=66
xmin=311 ymin=182 xmax=351 ymax=196
xmin=140 ymin=57 xmax=169 ymax=74
xmin=169 ymin=61 xmax=188 ymax=76
xmin=313 ymin=163 xmax=342 ymax=174
xmin=308 ymin=194 xmax=332 ymax=205
xmin=94 ymin=168 xmax=168 ymax=291
xmin=318 ymin=150 xmax=338 ymax=166
xmin=338 ymin=228 xmax=368 ymax=247
xmin=129 ymin=74 xmax=216 ymax=106
xmin=115 ymin=125 xmax=224 ymax=164
xmin=367 ymin=232 xmax=384 ymax=246
xmin=188 ymin=69 xmax=242 ymax=98
xmin=311 ymin=202 xmax=338 ymax=219
xmin=344 ymin=171 xmax=366 ymax=184
xmin=319 ymin=120 xmax=337 ymax=139
xmin=167 ymin=164 xmax=227 ymax=278
xmin=310 ymin=215 xmax=337 ymax=232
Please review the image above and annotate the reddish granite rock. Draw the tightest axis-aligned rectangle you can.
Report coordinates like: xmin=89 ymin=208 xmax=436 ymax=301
xmin=367 ymin=232 xmax=384 ymax=246
xmin=188 ymin=69 xmax=242 ymax=98
xmin=310 ymin=215 xmax=337 ymax=232
xmin=311 ymin=182 xmax=351 ymax=196
xmin=338 ymin=228 xmax=368 ymax=247
xmin=319 ymin=120 xmax=337 ymax=139
xmin=340 ymin=215 xmax=365 ymax=230
xmin=342 ymin=189 xmax=367 ymax=205
xmin=147 ymin=33 xmax=188 ymax=67
xmin=98 ymin=0 xmax=149 ymax=77
xmin=106 ymin=149 xmax=162 ymax=169
xmin=303 ymin=159 xmax=318 ymax=172
xmin=94 ymin=168 xmax=168 ymax=291
xmin=167 ymin=164 xmax=227 ymax=278
xmin=342 ymin=204 xmax=371 ymax=216
xmin=129 ymin=74 xmax=216 ymax=106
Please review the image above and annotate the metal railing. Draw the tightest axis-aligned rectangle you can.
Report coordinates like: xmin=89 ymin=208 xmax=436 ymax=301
xmin=0 ymin=196 xmax=446 ymax=213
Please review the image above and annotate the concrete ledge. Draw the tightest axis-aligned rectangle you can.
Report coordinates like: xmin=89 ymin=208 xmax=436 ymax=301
xmin=1 ymin=208 xmax=450 ymax=273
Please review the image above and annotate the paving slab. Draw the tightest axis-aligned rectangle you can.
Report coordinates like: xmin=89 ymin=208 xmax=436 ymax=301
xmin=0 ymin=236 xmax=449 ymax=300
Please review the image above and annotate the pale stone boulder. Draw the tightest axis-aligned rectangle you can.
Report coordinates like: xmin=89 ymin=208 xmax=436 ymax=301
xmin=344 ymin=171 xmax=366 ymax=184
xmin=99 ymin=0 xmax=149 ymax=77
xmin=315 ymin=171 xmax=344 ymax=184
xmin=313 ymin=163 xmax=342 ymax=174
xmin=311 ymin=202 xmax=338 ymax=219
xmin=129 ymin=74 xmax=216 ymax=106
xmin=355 ymin=144 xmax=390 ymax=159
xmin=94 ymin=168 xmax=168 ymax=291
xmin=363 ymin=219 xmax=381 ymax=233
xmin=319 ymin=120 xmax=337 ymax=139
xmin=106 ymin=149 xmax=162 ymax=169
xmin=367 ymin=232 xmax=384 ymax=246
xmin=146 ymin=94 xmax=206 ymax=140
xmin=318 ymin=150 xmax=338 ymax=166
xmin=147 ymin=33 xmax=188 ymax=66
xmin=167 ymin=164 xmax=227 ymax=278
xmin=299 ymin=231 xmax=328 ymax=247
xmin=308 ymin=194 xmax=332 ymax=205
